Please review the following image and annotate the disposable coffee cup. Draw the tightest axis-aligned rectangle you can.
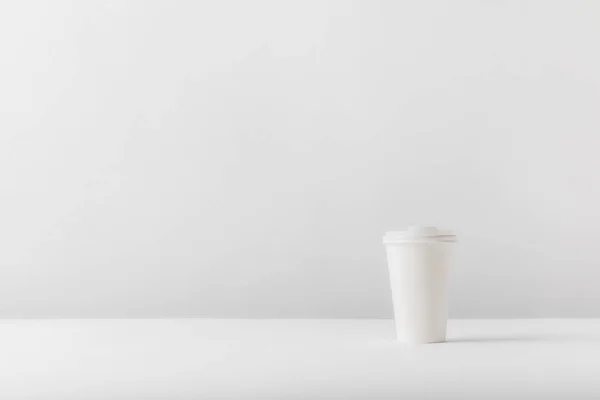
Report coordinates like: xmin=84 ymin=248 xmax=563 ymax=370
xmin=383 ymin=227 xmax=457 ymax=344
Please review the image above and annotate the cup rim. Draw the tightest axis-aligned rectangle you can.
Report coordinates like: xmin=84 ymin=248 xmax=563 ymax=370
xmin=383 ymin=227 xmax=457 ymax=244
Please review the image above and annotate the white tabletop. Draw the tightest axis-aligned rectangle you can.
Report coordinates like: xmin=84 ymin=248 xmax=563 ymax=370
xmin=1 ymin=319 xmax=599 ymax=399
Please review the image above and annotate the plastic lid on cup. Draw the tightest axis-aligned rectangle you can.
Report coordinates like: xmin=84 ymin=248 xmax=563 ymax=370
xmin=383 ymin=226 xmax=457 ymax=244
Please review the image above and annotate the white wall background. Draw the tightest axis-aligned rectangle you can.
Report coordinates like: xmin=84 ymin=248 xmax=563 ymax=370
xmin=2 ymin=0 xmax=600 ymax=318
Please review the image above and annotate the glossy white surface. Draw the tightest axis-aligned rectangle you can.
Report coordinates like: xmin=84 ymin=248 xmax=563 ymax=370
xmin=1 ymin=319 xmax=599 ymax=399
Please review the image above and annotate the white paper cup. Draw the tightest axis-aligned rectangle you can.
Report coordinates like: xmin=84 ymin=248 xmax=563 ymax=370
xmin=383 ymin=227 xmax=457 ymax=344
